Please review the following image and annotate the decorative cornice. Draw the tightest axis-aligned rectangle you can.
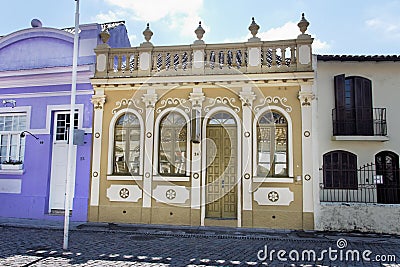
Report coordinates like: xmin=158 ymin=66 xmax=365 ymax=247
xmin=91 ymin=95 xmax=106 ymax=110
xmin=254 ymin=96 xmax=292 ymax=112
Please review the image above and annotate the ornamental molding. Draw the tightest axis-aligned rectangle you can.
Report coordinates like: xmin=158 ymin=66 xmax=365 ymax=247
xmin=254 ymin=187 xmax=294 ymax=206
xmin=112 ymin=98 xmax=144 ymax=114
xmin=153 ymin=185 xmax=189 ymax=204
xmin=106 ymin=185 xmax=142 ymax=202
xmin=239 ymin=91 xmax=256 ymax=107
xmin=156 ymin=97 xmax=191 ymax=114
xmin=254 ymin=96 xmax=292 ymax=113
xmin=203 ymin=97 xmax=240 ymax=113
xmin=298 ymin=91 xmax=315 ymax=106
xmin=91 ymin=95 xmax=106 ymax=110
xmin=142 ymin=93 xmax=158 ymax=108
xmin=189 ymin=92 xmax=205 ymax=108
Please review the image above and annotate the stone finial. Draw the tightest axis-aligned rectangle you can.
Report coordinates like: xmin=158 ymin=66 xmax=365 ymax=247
xmin=195 ymin=21 xmax=205 ymax=40
xmin=143 ymin=23 xmax=153 ymax=43
xmin=248 ymin=17 xmax=260 ymax=38
xmin=100 ymin=28 xmax=110 ymax=44
xmin=248 ymin=17 xmax=261 ymax=42
xmin=297 ymin=13 xmax=310 ymax=35
xmin=194 ymin=21 xmax=205 ymax=45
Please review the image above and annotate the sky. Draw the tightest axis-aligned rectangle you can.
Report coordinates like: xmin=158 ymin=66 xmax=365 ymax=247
xmin=0 ymin=0 xmax=399 ymax=55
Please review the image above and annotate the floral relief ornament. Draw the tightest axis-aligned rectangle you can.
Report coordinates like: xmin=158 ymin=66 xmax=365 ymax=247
xmin=268 ymin=191 xmax=279 ymax=202
xmin=254 ymin=96 xmax=292 ymax=113
xmin=91 ymin=95 xmax=106 ymax=110
xmin=165 ymin=189 xmax=177 ymax=200
xmin=119 ymin=188 xmax=130 ymax=199
xmin=112 ymin=98 xmax=144 ymax=114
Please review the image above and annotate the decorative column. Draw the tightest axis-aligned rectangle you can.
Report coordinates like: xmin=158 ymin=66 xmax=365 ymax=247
xmin=138 ymin=23 xmax=154 ymax=76
xmin=189 ymin=87 xmax=205 ymax=225
xmin=141 ymin=89 xmax=158 ymax=218
xmin=239 ymin=87 xmax=256 ymax=227
xmin=192 ymin=22 xmax=206 ymax=75
xmin=246 ymin=17 xmax=262 ymax=73
xmin=89 ymin=90 xmax=106 ymax=220
xmin=298 ymin=85 xmax=315 ymax=230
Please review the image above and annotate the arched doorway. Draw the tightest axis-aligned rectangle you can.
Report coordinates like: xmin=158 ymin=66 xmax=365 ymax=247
xmin=205 ymin=112 xmax=237 ymax=218
xmin=375 ymin=151 xmax=399 ymax=204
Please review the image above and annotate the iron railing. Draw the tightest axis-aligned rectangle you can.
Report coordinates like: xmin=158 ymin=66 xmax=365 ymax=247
xmin=332 ymin=107 xmax=387 ymax=136
xmin=320 ymin=163 xmax=400 ymax=204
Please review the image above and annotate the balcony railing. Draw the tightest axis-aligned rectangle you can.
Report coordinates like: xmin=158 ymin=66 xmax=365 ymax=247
xmin=93 ymin=15 xmax=314 ymax=79
xmin=320 ymin=163 xmax=400 ymax=204
xmin=332 ymin=108 xmax=387 ymax=136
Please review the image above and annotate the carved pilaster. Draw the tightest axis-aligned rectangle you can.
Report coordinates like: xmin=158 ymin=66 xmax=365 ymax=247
xmin=91 ymin=95 xmax=106 ymax=110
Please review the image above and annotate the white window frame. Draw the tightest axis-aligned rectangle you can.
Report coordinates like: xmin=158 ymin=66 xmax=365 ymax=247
xmin=253 ymin=106 xmax=293 ymax=182
xmin=153 ymin=107 xmax=191 ymax=177
xmin=0 ymin=106 xmax=31 ymax=164
xmin=107 ymin=108 xmax=144 ymax=178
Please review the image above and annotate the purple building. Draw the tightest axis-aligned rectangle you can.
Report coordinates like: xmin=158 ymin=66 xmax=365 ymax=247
xmin=0 ymin=20 xmax=130 ymax=222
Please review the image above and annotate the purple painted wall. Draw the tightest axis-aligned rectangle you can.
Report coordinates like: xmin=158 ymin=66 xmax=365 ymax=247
xmin=0 ymin=21 xmax=130 ymax=222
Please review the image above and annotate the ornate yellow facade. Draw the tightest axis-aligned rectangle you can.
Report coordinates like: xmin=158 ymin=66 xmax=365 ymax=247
xmin=89 ymin=15 xmax=316 ymax=230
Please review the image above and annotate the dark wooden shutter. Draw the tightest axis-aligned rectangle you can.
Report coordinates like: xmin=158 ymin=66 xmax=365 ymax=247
xmin=354 ymin=77 xmax=373 ymax=135
xmin=334 ymin=74 xmax=346 ymax=135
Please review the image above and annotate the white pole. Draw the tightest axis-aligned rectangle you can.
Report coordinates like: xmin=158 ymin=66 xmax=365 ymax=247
xmin=63 ymin=0 xmax=79 ymax=251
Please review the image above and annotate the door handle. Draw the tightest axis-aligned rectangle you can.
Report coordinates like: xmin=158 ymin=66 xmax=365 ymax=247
xmin=221 ymin=179 xmax=224 ymax=188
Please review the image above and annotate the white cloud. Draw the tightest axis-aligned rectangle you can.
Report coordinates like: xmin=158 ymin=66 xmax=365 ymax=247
xmin=129 ymin=34 xmax=137 ymax=44
xmin=366 ymin=18 xmax=400 ymax=38
xmin=312 ymin=39 xmax=331 ymax=54
xmin=103 ymin=0 xmax=203 ymax=22
xmin=258 ymin=22 xmax=298 ymax=41
xmin=94 ymin=10 xmax=128 ymax=23
xmin=224 ymin=21 xmax=331 ymax=54
xmin=98 ymin=0 xmax=205 ymax=40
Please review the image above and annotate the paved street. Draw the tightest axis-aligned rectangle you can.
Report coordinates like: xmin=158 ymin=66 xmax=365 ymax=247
xmin=0 ymin=221 xmax=399 ymax=266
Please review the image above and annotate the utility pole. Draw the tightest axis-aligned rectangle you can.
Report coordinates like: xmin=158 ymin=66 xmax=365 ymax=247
xmin=63 ymin=0 xmax=79 ymax=250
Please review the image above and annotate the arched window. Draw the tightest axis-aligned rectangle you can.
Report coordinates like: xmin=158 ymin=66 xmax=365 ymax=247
xmin=256 ymin=111 xmax=288 ymax=177
xmin=159 ymin=112 xmax=187 ymax=176
xmin=323 ymin=150 xmax=357 ymax=189
xmin=113 ymin=113 xmax=140 ymax=175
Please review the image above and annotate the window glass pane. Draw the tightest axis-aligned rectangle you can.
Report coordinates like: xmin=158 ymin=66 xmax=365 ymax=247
xmin=0 ymin=135 xmax=8 ymax=162
xmin=257 ymin=111 xmax=288 ymax=177
xmin=114 ymin=113 xmax=141 ymax=174
xmin=159 ymin=112 xmax=187 ymax=175
xmin=4 ymin=117 xmax=12 ymax=131
xmin=0 ymin=114 xmax=26 ymax=163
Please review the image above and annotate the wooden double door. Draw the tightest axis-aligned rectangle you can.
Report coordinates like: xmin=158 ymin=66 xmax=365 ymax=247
xmin=205 ymin=113 xmax=237 ymax=219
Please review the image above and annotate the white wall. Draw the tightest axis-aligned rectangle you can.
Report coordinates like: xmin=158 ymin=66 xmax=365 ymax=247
xmin=315 ymin=59 xmax=400 ymax=234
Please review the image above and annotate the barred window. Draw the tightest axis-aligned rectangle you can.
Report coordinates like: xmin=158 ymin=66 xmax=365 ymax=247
xmin=323 ymin=150 xmax=357 ymax=189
